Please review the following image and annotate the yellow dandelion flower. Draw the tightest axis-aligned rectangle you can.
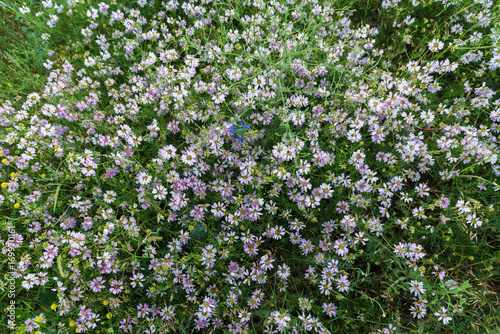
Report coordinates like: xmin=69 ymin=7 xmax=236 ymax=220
xmin=1 ymin=159 xmax=7 ymax=163
xmin=106 ymin=313 xmax=111 ymax=319
xmin=51 ymin=303 xmax=57 ymax=310
xmin=14 ymin=203 xmax=20 ymax=209
xmin=1 ymin=182 xmax=7 ymax=188
xmin=103 ymin=300 xmax=108 ymax=306
xmin=35 ymin=317 xmax=42 ymax=323
xmin=10 ymin=172 xmax=15 ymax=177
xmin=69 ymin=320 xmax=76 ymax=327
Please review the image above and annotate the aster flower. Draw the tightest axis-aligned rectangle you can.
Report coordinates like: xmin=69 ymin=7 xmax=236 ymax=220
xmin=299 ymin=239 xmax=315 ymax=256
xmin=336 ymin=275 xmax=350 ymax=292
xmin=109 ymin=280 xmax=124 ymax=294
xmin=137 ymin=303 xmax=150 ymax=318
xmin=136 ymin=171 xmax=152 ymax=185
xmin=319 ymin=280 xmax=332 ymax=295
xmin=103 ymin=190 xmax=117 ymax=203
xmin=22 ymin=274 xmax=37 ymax=290
xmin=434 ymin=307 xmax=452 ymax=324
xmin=334 ymin=239 xmax=349 ymax=256
xmin=260 ymin=253 xmax=275 ymax=271
xmin=181 ymin=149 xmax=197 ymax=165
xmin=89 ymin=277 xmax=106 ymax=292
xmin=322 ymin=303 xmax=337 ymax=317
xmin=428 ymin=38 xmax=444 ymax=52
xmin=271 ymin=310 xmax=291 ymax=330
xmin=19 ymin=6 xmax=30 ymax=14
xmin=410 ymin=303 xmax=427 ymax=319
xmin=276 ymin=263 xmax=290 ymax=280
xmin=409 ymin=280 xmax=426 ymax=297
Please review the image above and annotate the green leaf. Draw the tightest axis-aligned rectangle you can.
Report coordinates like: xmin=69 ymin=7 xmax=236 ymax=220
xmin=448 ymin=280 xmax=473 ymax=295
xmin=418 ymin=321 xmax=424 ymax=334
xmin=53 ymin=184 xmax=61 ymax=213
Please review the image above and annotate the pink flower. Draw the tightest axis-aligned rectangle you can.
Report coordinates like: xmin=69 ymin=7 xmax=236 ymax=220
xmin=434 ymin=307 xmax=452 ymax=324
xmin=336 ymin=275 xmax=350 ymax=292
xmin=299 ymin=239 xmax=315 ymax=256
xmin=109 ymin=279 xmax=124 ymax=294
xmin=136 ymin=171 xmax=152 ymax=185
xmin=336 ymin=201 xmax=349 ymax=214
xmin=334 ymin=239 xmax=348 ymax=256
xmin=137 ymin=303 xmax=150 ymax=318
xmin=276 ymin=264 xmax=290 ymax=280
xmin=322 ymin=303 xmax=337 ymax=317
xmin=89 ymin=277 xmax=105 ymax=292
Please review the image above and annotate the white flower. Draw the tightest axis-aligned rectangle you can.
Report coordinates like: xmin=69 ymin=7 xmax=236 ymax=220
xmin=238 ymin=308 xmax=251 ymax=323
xmin=434 ymin=307 xmax=452 ymax=324
xmin=409 ymin=280 xmax=426 ymax=297
xmin=19 ymin=6 xmax=31 ymax=14
xmin=22 ymin=274 xmax=37 ymax=289
xmin=428 ymin=38 xmax=444 ymax=52
xmin=276 ymin=264 xmax=290 ymax=280
xmin=136 ymin=171 xmax=152 ymax=185
xmin=271 ymin=311 xmax=291 ymax=329
xmin=158 ymin=145 xmax=177 ymax=160
xmin=152 ymin=185 xmax=167 ymax=200
xmin=103 ymin=191 xmax=117 ymax=203
xmin=181 ymin=149 xmax=197 ymax=166
xmin=455 ymin=199 xmax=471 ymax=214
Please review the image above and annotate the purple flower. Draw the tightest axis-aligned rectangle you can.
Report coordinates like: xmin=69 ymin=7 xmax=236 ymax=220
xmin=89 ymin=277 xmax=105 ymax=292
xmin=322 ymin=303 xmax=337 ymax=317
xmin=109 ymin=280 xmax=124 ymax=294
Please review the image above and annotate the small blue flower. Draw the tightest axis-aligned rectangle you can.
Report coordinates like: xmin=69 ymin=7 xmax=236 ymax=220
xmin=231 ymin=121 xmax=250 ymax=143
xmin=192 ymin=223 xmax=205 ymax=239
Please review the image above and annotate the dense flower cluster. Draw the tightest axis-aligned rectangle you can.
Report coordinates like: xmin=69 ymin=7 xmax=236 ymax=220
xmin=0 ymin=0 xmax=499 ymax=333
